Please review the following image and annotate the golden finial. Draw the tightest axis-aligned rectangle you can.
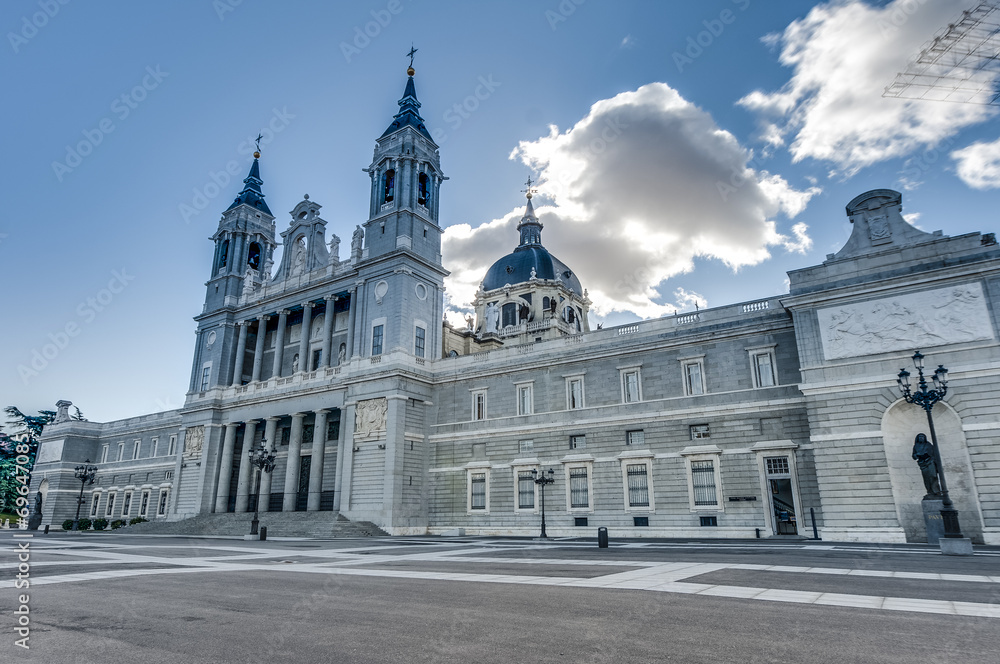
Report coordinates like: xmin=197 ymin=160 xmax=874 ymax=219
xmin=254 ymin=132 xmax=262 ymax=159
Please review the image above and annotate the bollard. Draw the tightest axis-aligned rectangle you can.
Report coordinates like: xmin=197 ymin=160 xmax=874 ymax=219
xmin=259 ymin=526 xmax=267 ymax=541
xmin=755 ymin=527 xmax=760 ymax=539
xmin=44 ymin=525 xmax=50 ymax=535
xmin=810 ymin=507 xmax=820 ymax=540
xmin=597 ymin=526 xmax=608 ymax=548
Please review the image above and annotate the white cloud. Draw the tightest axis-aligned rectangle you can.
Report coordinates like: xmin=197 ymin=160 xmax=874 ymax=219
xmin=442 ymin=83 xmax=818 ymax=321
xmin=739 ymin=0 xmax=995 ymax=177
xmin=620 ymin=34 xmax=635 ymax=49
xmin=952 ymin=137 xmax=1000 ymax=189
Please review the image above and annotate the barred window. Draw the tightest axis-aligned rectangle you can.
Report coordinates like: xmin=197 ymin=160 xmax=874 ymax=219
xmin=626 ymin=464 xmax=650 ymax=507
xmin=518 ymin=471 xmax=535 ymax=509
xmin=766 ymin=456 xmax=790 ymax=476
xmin=90 ymin=493 xmax=100 ymax=517
xmin=570 ymin=467 xmax=589 ymax=508
xmin=626 ymin=430 xmax=644 ymax=446
xmin=158 ymin=490 xmax=169 ymax=516
xmin=470 ymin=473 xmax=487 ymax=510
xmin=691 ymin=460 xmax=718 ymax=506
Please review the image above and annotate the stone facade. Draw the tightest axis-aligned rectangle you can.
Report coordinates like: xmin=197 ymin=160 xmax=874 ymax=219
xmin=30 ymin=72 xmax=1000 ymax=544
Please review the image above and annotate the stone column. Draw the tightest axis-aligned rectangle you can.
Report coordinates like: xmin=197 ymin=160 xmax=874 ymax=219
xmin=258 ymin=416 xmax=280 ymax=513
xmin=272 ymin=309 xmax=289 ymax=378
xmin=335 ymin=404 xmax=354 ymax=512
xmin=346 ymin=286 xmax=358 ymax=359
xmin=251 ymin=315 xmax=269 ymax=382
xmin=282 ymin=413 xmax=305 ymax=512
xmin=231 ymin=321 xmax=249 ymax=386
xmin=234 ymin=420 xmax=258 ymax=512
xmin=307 ymin=409 xmax=329 ymax=511
xmin=214 ymin=423 xmax=239 ymax=512
xmin=322 ymin=296 xmax=336 ymax=368
xmin=298 ymin=302 xmax=313 ymax=372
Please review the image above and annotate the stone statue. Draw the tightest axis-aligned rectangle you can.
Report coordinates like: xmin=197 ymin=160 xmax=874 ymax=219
xmin=242 ymin=268 xmax=256 ymax=296
xmin=484 ymin=302 xmax=500 ymax=334
xmin=352 ymin=225 xmax=364 ymax=258
xmin=912 ymin=433 xmax=941 ymax=497
xmin=338 ymin=343 xmax=347 ymax=365
xmin=27 ymin=491 xmax=43 ymax=530
xmin=329 ymin=234 xmax=341 ymax=262
xmin=292 ymin=353 xmax=300 ymax=373
xmin=530 ymin=266 xmax=537 ymax=280
xmin=262 ymin=257 xmax=273 ymax=283
xmin=290 ymin=237 xmax=307 ymax=277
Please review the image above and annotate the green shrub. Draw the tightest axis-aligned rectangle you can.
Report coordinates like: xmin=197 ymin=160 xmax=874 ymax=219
xmin=92 ymin=518 xmax=108 ymax=530
xmin=77 ymin=518 xmax=92 ymax=531
xmin=62 ymin=519 xmax=75 ymax=531
xmin=128 ymin=517 xmax=148 ymax=526
xmin=110 ymin=519 xmax=126 ymax=530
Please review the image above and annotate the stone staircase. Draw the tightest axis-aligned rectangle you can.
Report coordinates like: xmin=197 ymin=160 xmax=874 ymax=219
xmin=122 ymin=511 xmax=388 ymax=538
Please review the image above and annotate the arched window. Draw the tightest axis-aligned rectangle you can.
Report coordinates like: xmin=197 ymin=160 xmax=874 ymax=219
xmin=384 ymin=169 xmax=395 ymax=203
xmin=218 ymin=239 xmax=229 ymax=269
xmin=502 ymin=302 xmax=518 ymax=328
xmin=247 ymin=242 xmax=261 ymax=270
xmin=418 ymin=173 xmax=429 ymax=207
xmin=542 ymin=297 xmax=550 ymax=312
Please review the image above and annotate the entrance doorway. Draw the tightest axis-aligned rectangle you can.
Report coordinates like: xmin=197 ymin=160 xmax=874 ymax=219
xmin=765 ymin=456 xmax=797 ymax=535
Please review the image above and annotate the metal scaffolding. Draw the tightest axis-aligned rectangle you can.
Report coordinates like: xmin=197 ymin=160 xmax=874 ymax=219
xmin=883 ymin=2 xmax=1000 ymax=105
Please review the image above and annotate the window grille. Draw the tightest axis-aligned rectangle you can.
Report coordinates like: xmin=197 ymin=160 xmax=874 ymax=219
xmin=518 ymin=471 xmax=535 ymax=509
xmin=627 ymin=464 xmax=650 ymax=507
xmin=570 ymin=467 xmax=589 ymax=508
xmin=765 ymin=456 xmax=790 ymax=476
xmin=691 ymin=460 xmax=717 ymax=506
xmin=470 ymin=473 xmax=486 ymax=510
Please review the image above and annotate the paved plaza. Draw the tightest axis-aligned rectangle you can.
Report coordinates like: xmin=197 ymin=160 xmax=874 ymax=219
xmin=3 ymin=532 xmax=1000 ymax=663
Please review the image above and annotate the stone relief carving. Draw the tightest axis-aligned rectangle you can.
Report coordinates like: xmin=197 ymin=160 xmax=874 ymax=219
xmin=867 ymin=211 xmax=891 ymax=242
xmin=818 ymin=283 xmax=994 ymax=360
xmin=355 ymin=398 xmax=388 ymax=436
xmin=184 ymin=426 xmax=205 ymax=459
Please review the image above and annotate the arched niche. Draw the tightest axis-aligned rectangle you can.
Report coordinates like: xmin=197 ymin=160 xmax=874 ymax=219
xmin=881 ymin=399 xmax=984 ymax=543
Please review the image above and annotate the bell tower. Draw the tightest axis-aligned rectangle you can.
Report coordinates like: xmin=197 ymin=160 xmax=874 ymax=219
xmin=362 ymin=53 xmax=446 ymax=265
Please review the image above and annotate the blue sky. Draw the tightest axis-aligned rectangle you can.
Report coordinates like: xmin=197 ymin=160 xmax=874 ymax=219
xmin=3 ymin=0 xmax=998 ymax=422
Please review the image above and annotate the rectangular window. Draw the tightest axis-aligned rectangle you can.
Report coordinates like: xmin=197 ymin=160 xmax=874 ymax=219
xmin=567 ymin=378 xmax=584 ymax=409
xmin=90 ymin=494 xmax=100 ymax=517
xmin=752 ymin=351 xmax=776 ymax=387
xmin=117 ymin=443 xmax=124 ymax=462
xmin=472 ymin=390 xmax=487 ymax=421
xmin=634 ymin=516 xmax=649 ymax=527
xmin=133 ymin=440 xmax=141 ymax=460
xmin=570 ymin=467 xmax=589 ymax=508
xmin=626 ymin=464 xmax=650 ymax=507
xmin=164 ymin=470 xmax=173 ymax=480
xmin=517 ymin=384 xmax=533 ymax=416
xmin=622 ymin=369 xmax=641 ymax=403
xmin=168 ymin=435 xmax=176 ymax=456
xmin=122 ymin=491 xmax=132 ymax=517
xmin=281 ymin=427 xmax=291 ymax=446
xmin=517 ymin=470 xmax=535 ymax=509
xmin=200 ymin=365 xmax=211 ymax=391
xmin=327 ymin=416 xmax=341 ymax=442
xmin=139 ymin=491 xmax=150 ymax=517
xmin=569 ymin=435 xmax=586 ymax=450
xmin=312 ymin=349 xmax=322 ymax=371
xmin=101 ymin=445 xmax=109 ymax=463
xmin=414 ymin=326 xmax=426 ymax=358
xmin=765 ymin=456 xmax=790 ymax=477
xmin=691 ymin=460 xmax=718 ymax=506
xmin=470 ymin=473 xmax=487 ymax=510
xmin=106 ymin=492 xmax=117 ymax=517
xmin=626 ymin=430 xmax=644 ymax=446
xmin=518 ymin=439 xmax=534 ymax=454
xmin=151 ymin=437 xmax=159 ymax=456
xmin=700 ymin=515 xmax=718 ymax=527
xmin=690 ymin=424 xmax=710 ymax=440
xmin=158 ymin=490 xmax=169 ymax=516
xmin=371 ymin=324 xmax=384 ymax=356
xmin=684 ymin=361 xmax=704 ymax=396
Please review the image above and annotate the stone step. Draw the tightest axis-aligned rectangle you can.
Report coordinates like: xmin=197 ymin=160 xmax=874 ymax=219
xmin=122 ymin=511 xmax=387 ymax=538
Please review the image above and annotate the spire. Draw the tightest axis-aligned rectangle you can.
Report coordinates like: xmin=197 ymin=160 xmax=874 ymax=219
xmin=227 ymin=145 xmax=272 ymax=215
xmin=516 ymin=178 xmax=543 ymax=248
xmin=380 ymin=49 xmax=433 ymax=141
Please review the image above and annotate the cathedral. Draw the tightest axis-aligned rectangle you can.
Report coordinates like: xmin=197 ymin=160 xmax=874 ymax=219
xmin=31 ymin=64 xmax=1000 ymax=544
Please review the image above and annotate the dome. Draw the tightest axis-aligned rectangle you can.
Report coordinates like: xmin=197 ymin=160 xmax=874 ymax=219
xmin=482 ymin=245 xmax=583 ymax=296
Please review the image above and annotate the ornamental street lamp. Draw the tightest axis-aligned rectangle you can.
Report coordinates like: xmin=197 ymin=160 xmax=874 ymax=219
xmin=72 ymin=460 xmax=98 ymax=531
xmin=248 ymin=439 xmax=276 ymax=536
xmin=531 ymin=468 xmax=555 ymax=539
xmin=897 ymin=350 xmax=964 ymax=540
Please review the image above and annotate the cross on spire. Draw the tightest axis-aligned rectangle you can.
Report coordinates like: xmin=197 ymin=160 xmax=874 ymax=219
xmin=407 ymin=44 xmax=418 ymax=68
xmin=521 ymin=176 xmax=538 ymax=199
xmin=255 ymin=133 xmax=263 ymax=153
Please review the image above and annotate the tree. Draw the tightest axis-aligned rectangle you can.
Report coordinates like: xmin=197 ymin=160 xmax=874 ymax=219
xmin=0 ymin=407 xmax=56 ymax=519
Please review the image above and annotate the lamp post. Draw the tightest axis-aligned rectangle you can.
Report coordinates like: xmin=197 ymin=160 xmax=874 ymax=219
xmin=248 ymin=439 xmax=276 ymax=535
xmin=72 ymin=459 xmax=98 ymax=531
xmin=531 ymin=468 xmax=555 ymax=539
xmin=897 ymin=350 xmax=964 ymax=539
